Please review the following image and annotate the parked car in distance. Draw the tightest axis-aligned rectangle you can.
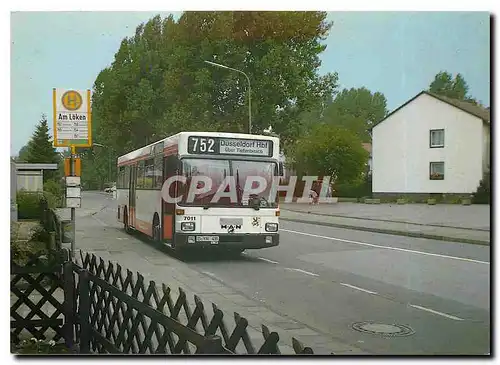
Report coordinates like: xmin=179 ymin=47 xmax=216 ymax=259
xmin=104 ymin=185 xmax=116 ymax=193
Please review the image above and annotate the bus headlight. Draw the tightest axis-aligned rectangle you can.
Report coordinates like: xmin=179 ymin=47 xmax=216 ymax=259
xmin=181 ymin=222 xmax=195 ymax=231
xmin=265 ymin=223 xmax=278 ymax=232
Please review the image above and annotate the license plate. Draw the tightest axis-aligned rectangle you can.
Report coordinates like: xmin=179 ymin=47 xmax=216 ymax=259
xmin=197 ymin=236 xmax=219 ymax=244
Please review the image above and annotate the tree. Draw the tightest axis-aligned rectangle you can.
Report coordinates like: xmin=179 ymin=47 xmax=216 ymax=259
xmin=23 ymin=115 xmax=60 ymax=181
xmin=428 ymin=71 xmax=478 ymax=104
xmin=290 ymin=123 xmax=369 ymax=184
xmin=323 ymin=87 xmax=388 ymax=142
xmin=16 ymin=145 xmax=30 ymax=162
xmin=85 ymin=12 xmax=338 ymax=187
xmin=296 ymin=87 xmax=388 ymax=143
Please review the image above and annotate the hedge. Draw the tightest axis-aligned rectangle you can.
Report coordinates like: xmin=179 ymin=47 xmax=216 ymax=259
xmin=16 ymin=190 xmax=57 ymax=220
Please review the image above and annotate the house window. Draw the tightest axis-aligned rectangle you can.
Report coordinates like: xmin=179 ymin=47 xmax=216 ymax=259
xmin=430 ymin=129 xmax=444 ymax=148
xmin=429 ymin=162 xmax=445 ymax=180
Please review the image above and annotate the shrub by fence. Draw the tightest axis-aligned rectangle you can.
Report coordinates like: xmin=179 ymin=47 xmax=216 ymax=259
xmin=16 ymin=190 xmax=61 ymax=221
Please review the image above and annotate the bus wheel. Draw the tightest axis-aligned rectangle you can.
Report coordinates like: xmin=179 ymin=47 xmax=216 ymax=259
xmin=152 ymin=216 xmax=161 ymax=242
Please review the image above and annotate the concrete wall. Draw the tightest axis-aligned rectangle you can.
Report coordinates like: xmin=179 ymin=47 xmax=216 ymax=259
xmin=16 ymin=170 xmax=43 ymax=192
xmin=373 ymin=93 xmax=485 ymax=194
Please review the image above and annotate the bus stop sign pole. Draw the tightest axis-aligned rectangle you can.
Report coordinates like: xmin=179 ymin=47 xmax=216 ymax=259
xmin=70 ymin=145 xmax=76 ymax=259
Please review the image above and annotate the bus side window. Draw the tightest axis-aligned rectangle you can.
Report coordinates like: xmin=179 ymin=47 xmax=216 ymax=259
xmin=117 ymin=167 xmax=123 ymax=188
xmin=154 ymin=155 xmax=163 ymax=189
xmin=144 ymin=158 xmax=154 ymax=189
xmin=137 ymin=161 xmax=145 ymax=188
xmin=278 ymin=162 xmax=284 ymax=177
xmin=124 ymin=165 xmax=130 ymax=188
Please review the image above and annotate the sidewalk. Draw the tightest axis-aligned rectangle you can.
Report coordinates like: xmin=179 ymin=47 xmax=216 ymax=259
xmin=280 ymin=203 xmax=490 ymax=245
xmin=60 ymin=210 xmax=367 ymax=355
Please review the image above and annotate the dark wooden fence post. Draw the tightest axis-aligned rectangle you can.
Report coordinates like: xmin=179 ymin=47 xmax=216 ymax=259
xmin=201 ymin=335 xmax=226 ymax=354
xmin=78 ymin=270 xmax=91 ymax=354
xmin=63 ymin=261 xmax=75 ymax=350
xmin=39 ymin=196 xmax=48 ymax=226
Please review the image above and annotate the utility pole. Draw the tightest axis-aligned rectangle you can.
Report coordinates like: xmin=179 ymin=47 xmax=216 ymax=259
xmin=204 ymin=60 xmax=252 ymax=134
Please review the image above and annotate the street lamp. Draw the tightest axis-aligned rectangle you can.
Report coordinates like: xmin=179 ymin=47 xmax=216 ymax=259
xmin=204 ymin=60 xmax=252 ymax=134
xmin=93 ymin=143 xmax=111 ymax=185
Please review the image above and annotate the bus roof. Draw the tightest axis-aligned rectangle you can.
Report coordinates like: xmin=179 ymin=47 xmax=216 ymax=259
xmin=117 ymin=131 xmax=280 ymax=165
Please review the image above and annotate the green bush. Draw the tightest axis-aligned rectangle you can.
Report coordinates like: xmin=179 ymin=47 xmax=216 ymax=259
xmin=14 ymin=338 xmax=71 ymax=354
xmin=334 ymin=174 xmax=372 ymax=199
xmin=17 ymin=190 xmax=58 ymax=220
xmin=11 ymin=236 xmax=48 ymax=267
xmin=43 ymin=179 xmax=63 ymax=202
xmin=17 ymin=191 xmax=43 ymax=220
xmin=42 ymin=191 xmax=59 ymax=209
xmin=472 ymin=171 xmax=490 ymax=204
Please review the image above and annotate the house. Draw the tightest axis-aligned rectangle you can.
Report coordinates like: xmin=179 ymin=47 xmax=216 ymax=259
xmin=371 ymin=91 xmax=490 ymax=198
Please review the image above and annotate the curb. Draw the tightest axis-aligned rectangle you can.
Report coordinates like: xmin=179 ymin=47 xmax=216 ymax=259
xmin=281 ymin=208 xmax=490 ymax=232
xmin=280 ymin=218 xmax=490 ymax=246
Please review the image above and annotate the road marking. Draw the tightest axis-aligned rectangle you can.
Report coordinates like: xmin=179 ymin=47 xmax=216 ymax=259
xmin=285 ymin=267 xmax=319 ymax=277
xmin=281 ymin=229 xmax=489 ymax=265
xmin=340 ymin=283 xmax=378 ymax=295
xmin=257 ymin=257 xmax=279 ymax=264
xmin=409 ymin=304 xmax=464 ymax=321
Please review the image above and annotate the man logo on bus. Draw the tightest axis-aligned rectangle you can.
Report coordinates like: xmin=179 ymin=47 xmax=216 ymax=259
xmin=221 ymin=224 xmax=241 ymax=233
xmin=62 ymin=90 xmax=83 ymax=111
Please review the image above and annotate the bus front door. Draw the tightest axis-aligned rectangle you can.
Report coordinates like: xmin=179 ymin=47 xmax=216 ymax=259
xmin=162 ymin=155 xmax=177 ymax=242
xmin=129 ymin=165 xmax=137 ymax=227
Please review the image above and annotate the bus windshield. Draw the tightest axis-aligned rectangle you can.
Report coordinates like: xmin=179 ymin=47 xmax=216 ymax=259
xmin=179 ymin=158 xmax=278 ymax=208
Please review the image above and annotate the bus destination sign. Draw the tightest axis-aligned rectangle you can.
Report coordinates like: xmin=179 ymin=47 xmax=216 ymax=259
xmin=188 ymin=136 xmax=273 ymax=157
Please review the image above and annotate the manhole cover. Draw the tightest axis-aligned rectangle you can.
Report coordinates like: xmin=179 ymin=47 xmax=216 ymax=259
xmin=352 ymin=322 xmax=415 ymax=337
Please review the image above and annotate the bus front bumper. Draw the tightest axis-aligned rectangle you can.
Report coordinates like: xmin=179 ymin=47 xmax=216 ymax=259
xmin=174 ymin=233 xmax=279 ymax=249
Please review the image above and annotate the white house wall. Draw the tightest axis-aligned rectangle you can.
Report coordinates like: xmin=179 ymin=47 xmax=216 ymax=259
xmin=372 ymin=106 xmax=407 ymax=192
xmin=373 ymin=93 xmax=484 ymax=194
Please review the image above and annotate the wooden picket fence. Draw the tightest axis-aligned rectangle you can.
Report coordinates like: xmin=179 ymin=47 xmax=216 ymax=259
xmin=10 ymin=257 xmax=66 ymax=344
xmin=11 ymin=249 xmax=315 ymax=355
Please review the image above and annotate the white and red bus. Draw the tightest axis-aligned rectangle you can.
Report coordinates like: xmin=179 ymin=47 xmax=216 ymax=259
xmin=116 ymin=132 xmax=281 ymax=253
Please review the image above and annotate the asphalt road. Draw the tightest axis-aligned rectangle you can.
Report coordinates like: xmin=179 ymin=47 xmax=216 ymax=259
xmin=74 ymin=192 xmax=491 ymax=355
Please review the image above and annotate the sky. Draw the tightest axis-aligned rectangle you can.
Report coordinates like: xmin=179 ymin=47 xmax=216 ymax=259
xmin=10 ymin=11 xmax=490 ymax=156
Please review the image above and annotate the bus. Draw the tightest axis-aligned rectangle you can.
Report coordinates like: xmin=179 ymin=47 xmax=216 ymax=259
xmin=116 ymin=132 xmax=281 ymax=253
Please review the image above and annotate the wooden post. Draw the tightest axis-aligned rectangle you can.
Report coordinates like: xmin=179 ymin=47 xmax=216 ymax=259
xmin=78 ymin=270 xmax=91 ymax=354
xmin=63 ymin=261 xmax=75 ymax=349
xmin=48 ymin=232 xmax=56 ymax=262
xmin=201 ymin=335 xmax=225 ymax=354
xmin=70 ymin=145 xmax=76 ymax=260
